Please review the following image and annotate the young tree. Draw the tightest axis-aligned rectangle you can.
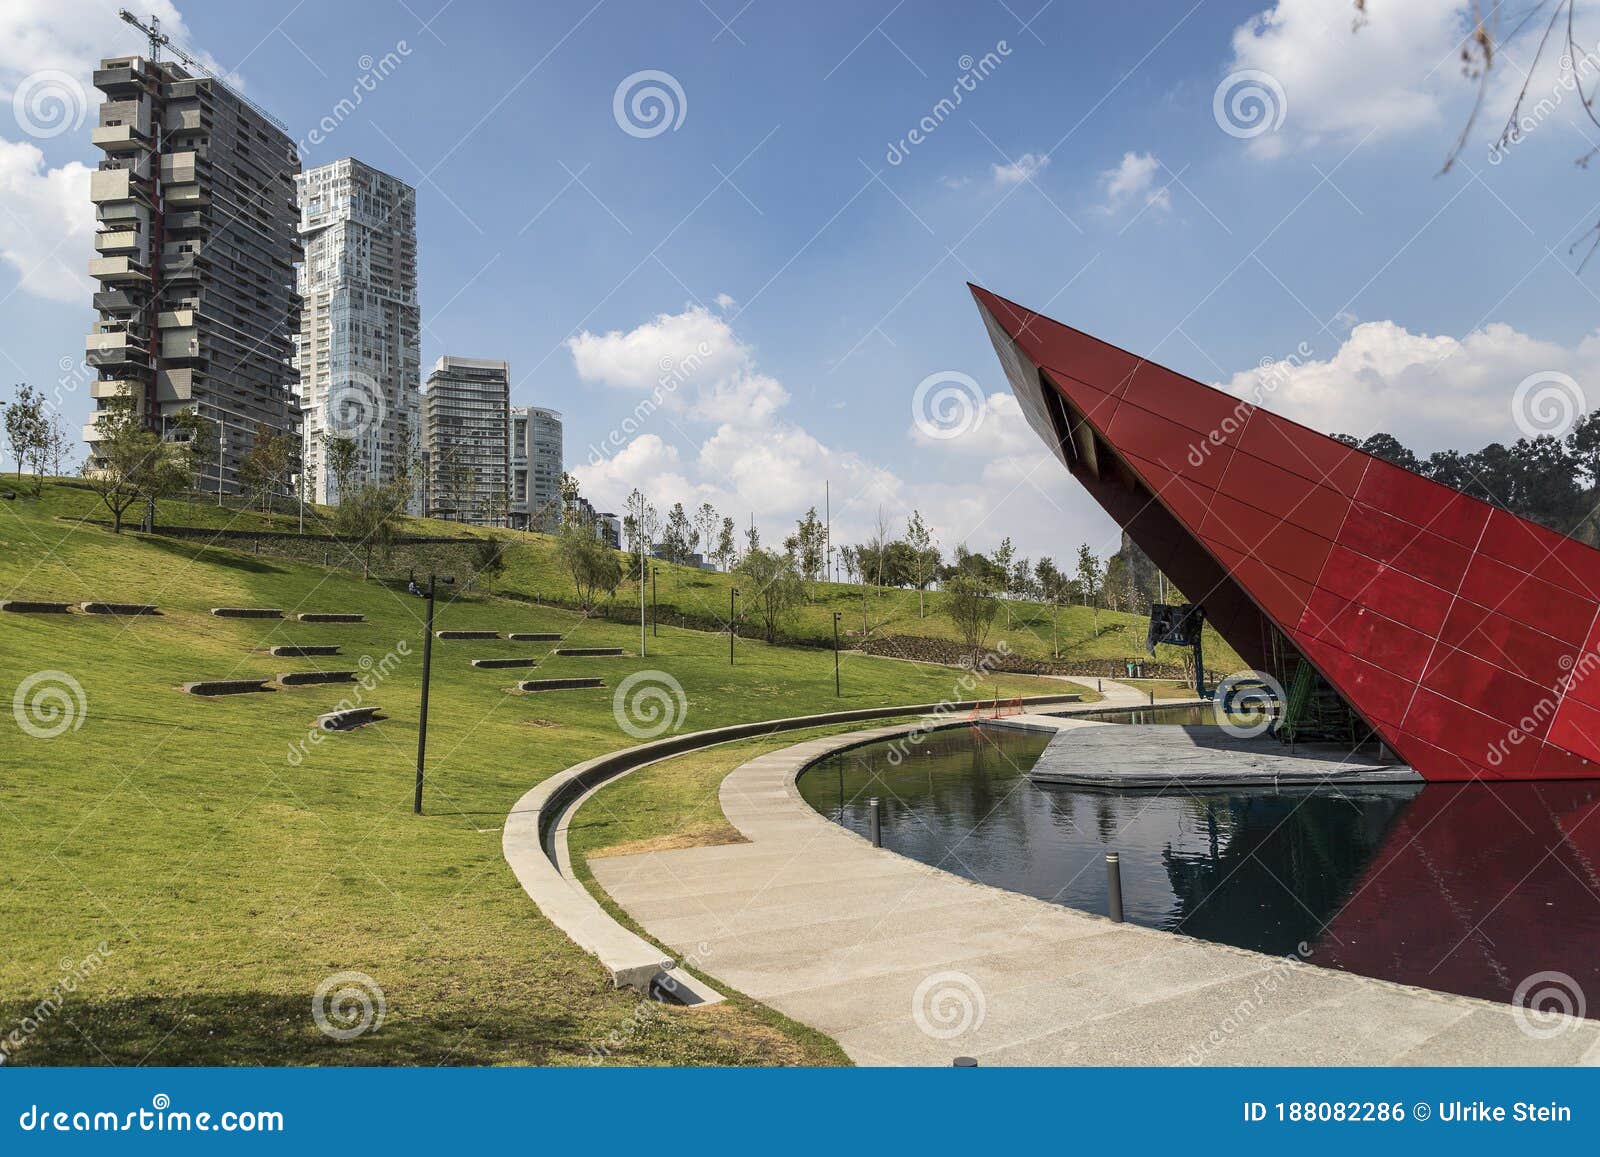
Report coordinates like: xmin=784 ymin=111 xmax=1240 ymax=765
xmin=1036 ymin=556 xmax=1068 ymax=659
xmin=323 ymin=434 xmax=359 ymax=504
xmin=558 ymin=521 xmax=623 ymax=612
xmin=903 ymin=510 xmax=940 ymax=618
xmin=945 ymin=573 xmax=1000 ymax=667
xmin=693 ymin=501 xmax=720 ymax=562
xmin=238 ymin=425 xmax=295 ymax=512
xmin=790 ymin=506 xmax=827 ymax=592
xmin=334 ymin=480 xmax=406 ymax=578
xmin=624 ymin=488 xmax=660 ymax=580
xmin=1076 ymin=544 xmax=1104 ymax=634
xmin=4 ymin=384 xmax=47 ymax=491
xmin=839 ymin=543 xmax=859 ymax=584
xmin=743 ymin=516 xmax=760 ymax=556
xmin=714 ymin=515 xmax=738 ymax=572
xmin=80 ymin=401 xmax=195 ymax=532
xmin=734 ymin=547 xmax=805 ymax=643
xmin=660 ymin=501 xmax=693 ymax=563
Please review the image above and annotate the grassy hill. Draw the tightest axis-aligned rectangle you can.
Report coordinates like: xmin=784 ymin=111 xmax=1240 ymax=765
xmin=0 ymin=481 xmax=1090 ymax=1066
xmin=30 ymin=479 xmax=1244 ymax=674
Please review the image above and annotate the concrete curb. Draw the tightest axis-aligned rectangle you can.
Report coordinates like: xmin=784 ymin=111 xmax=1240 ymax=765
xmin=503 ymin=693 xmax=1085 ymax=994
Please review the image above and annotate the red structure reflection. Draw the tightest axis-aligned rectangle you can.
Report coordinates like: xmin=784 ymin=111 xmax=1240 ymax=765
xmin=973 ymin=284 xmax=1600 ymax=781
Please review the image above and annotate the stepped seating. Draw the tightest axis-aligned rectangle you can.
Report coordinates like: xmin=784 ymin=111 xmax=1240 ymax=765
xmin=269 ymin=645 xmax=340 ymax=657
xmin=435 ymin=630 xmax=500 ymax=640
xmin=211 ymin=607 xmax=282 ymax=619
xmin=77 ymin=602 xmax=159 ymax=615
xmin=297 ymin=612 xmax=363 ymax=622
xmin=276 ymin=671 xmax=357 ymax=687
xmin=553 ymin=647 xmax=625 ymax=657
xmin=518 ymin=678 xmax=604 ymax=692
xmin=182 ymin=679 xmax=271 ymax=696
xmin=0 ymin=600 xmax=73 ymax=613
xmin=317 ymin=706 xmax=381 ymax=731
xmin=507 ymin=632 xmax=562 ymax=642
xmin=471 ymin=657 xmax=539 ymax=669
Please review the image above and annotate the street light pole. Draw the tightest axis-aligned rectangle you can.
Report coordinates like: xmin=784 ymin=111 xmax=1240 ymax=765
xmin=833 ymin=611 xmax=842 ymax=697
xmin=730 ymin=586 xmax=739 ymax=666
xmin=414 ymin=573 xmax=455 ymax=815
xmin=651 ymin=565 xmax=658 ymax=637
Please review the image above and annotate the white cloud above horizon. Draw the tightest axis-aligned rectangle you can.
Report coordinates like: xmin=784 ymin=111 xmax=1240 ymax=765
xmin=1096 ymin=151 xmax=1171 ymax=214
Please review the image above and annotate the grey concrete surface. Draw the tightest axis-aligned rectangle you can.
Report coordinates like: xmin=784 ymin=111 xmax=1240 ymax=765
xmin=589 ymin=701 xmax=1600 ymax=1066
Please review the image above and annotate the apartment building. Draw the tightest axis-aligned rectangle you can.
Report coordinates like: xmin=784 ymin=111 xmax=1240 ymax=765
xmin=423 ymin=357 xmax=509 ymax=524
xmin=293 ymin=158 xmax=421 ymax=508
xmin=509 ymin=405 xmax=562 ymax=530
xmin=85 ymin=54 xmax=302 ymax=495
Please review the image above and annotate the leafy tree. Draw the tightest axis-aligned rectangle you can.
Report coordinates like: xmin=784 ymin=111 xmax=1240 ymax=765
xmin=789 ymin=506 xmax=827 ymax=591
xmin=734 ymin=547 xmax=804 ymax=643
xmin=839 ymin=543 xmax=859 ymax=584
xmin=1076 ymin=544 xmax=1103 ymax=634
xmin=334 ymin=480 xmax=406 ymax=578
xmin=693 ymin=502 xmax=720 ymax=562
xmin=945 ymin=573 xmax=1000 ymax=666
xmin=323 ymin=434 xmax=359 ymax=504
xmin=660 ymin=501 xmax=693 ymax=563
xmin=80 ymin=400 xmax=195 ymax=532
xmin=4 ymin=384 xmax=47 ymax=491
xmin=624 ymin=489 xmax=660 ymax=581
xmin=714 ymin=515 xmax=737 ymax=572
xmin=744 ymin=517 xmax=760 ymax=556
xmin=558 ymin=521 xmax=622 ymax=611
xmin=904 ymin=511 xmax=940 ymax=617
xmin=238 ymin=424 xmax=295 ymax=512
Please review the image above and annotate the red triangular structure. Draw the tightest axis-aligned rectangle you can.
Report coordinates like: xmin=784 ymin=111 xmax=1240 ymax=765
xmin=972 ymin=284 xmax=1600 ymax=781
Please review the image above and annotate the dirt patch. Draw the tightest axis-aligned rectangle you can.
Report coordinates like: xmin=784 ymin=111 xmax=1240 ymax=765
xmin=589 ymin=822 xmax=746 ymax=859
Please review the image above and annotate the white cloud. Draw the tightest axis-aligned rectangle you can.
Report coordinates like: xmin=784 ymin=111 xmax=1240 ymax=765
xmin=1097 ymin=151 xmax=1171 ymax=214
xmin=713 ymin=291 xmax=735 ymax=311
xmin=991 ymin=151 xmax=1049 ymax=186
xmin=0 ymin=139 xmax=92 ymax=302
xmin=567 ymin=304 xmax=748 ymax=391
xmin=0 ymin=2 xmax=229 ymax=306
xmin=1223 ymin=0 xmax=1466 ymax=154
xmin=1216 ymin=318 xmax=1600 ymax=451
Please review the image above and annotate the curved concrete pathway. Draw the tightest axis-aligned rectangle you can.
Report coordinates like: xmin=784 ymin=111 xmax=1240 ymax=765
xmin=589 ymin=714 xmax=1600 ymax=1066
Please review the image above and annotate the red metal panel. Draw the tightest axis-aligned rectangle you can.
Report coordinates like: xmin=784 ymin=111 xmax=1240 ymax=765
xmin=1218 ymin=448 xmax=1352 ymax=539
xmin=1476 ymin=506 xmax=1600 ymax=602
xmin=1200 ymin=491 xmax=1332 ymax=587
xmin=1548 ymin=695 xmax=1600 ymax=765
xmin=1235 ymin=409 xmax=1367 ymax=492
xmin=1336 ymin=501 xmax=1475 ymax=592
xmin=1295 ymin=637 xmax=1413 ymax=728
xmin=1456 ymin=552 xmax=1599 ymax=645
xmin=1206 ymin=539 xmax=1313 ymax=627
xmin=1300 ymin=589 xmax=1432 ymax=683
xmin=1119 ymin=362 xmax=1253 ymax=440
xmin=1437 ymin=599 xmax=1578 ymax=690
xmin=1107 ymin=401 xmax=1233 ymax=489
xmin=1355 ymin=456 xmax=1491 ymax=548
xmin=1314 ymin=543 xmax=1454 ymax=637
xmin=1403 ymin=689 xmax=1520 ymax=772
xmin=1039 ymin=367 xmax=1121 ymax=429
xmin=1419 ymin=648 xmax=1557 ymax=738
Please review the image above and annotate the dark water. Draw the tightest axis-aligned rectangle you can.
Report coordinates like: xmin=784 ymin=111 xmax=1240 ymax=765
xmin=798 ymin=723 xmax=1600 ymax=1009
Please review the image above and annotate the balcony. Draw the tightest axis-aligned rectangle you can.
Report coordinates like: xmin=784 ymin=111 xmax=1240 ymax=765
xmin=93 ymin=289 xmax=143 ymax=313
xmin=89 ymin=378 xmax=142 ymax=401
xmin=88 ymin=256 xmax=150 ymax=283
xmin=92 ymin=65 xmax=148 ymax=98
xmin=91 ymin=124 xmax=147 ymax=153
xmin=85 ymin=330 xmax=151 ymax=368
xmin=160 ymin=326 xmax=200 ymax=361
xmin=94 ymin=230 xmax=140 ymax=255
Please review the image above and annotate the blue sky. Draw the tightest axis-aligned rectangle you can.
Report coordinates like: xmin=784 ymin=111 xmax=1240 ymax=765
xmin=7 ymin=0 xmax=1600 ymax=562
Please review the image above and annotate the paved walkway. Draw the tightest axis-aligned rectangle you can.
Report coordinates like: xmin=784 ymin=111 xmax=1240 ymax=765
xmin=590 ymin=707 xmax=1600 ymax=1066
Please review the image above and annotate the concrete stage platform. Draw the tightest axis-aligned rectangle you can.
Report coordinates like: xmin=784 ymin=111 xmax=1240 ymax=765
xmin=1005 ymin=718 xmax=1423 ymax=789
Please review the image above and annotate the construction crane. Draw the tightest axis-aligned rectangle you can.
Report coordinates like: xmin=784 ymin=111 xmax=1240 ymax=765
xmin=116 ymin=9 xmax=288 ymax=132
xmin=117 ymin=9 xmax=200 ymax=70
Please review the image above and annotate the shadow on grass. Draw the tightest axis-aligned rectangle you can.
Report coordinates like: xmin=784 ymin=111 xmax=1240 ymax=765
xmin=136 ymin=534 xmax=287 ymax=575
xmin=2 ymin=993 xmax=588 ymax=1066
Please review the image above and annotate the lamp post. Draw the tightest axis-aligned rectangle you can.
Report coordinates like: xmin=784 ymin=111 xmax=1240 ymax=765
xmin=413 ymin=573 xmax=455 ymax=815
xmin=651 ymin=565 xmax=658 ymax=637
xmin=833 ymin=611 xmax=842 ymax=697
xmin=730 ymin=586 xmax=739 ymax=666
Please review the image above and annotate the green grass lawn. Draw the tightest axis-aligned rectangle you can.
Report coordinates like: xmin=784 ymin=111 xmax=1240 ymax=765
xmin=0 ymin=481 xmax=1084 ymax=1066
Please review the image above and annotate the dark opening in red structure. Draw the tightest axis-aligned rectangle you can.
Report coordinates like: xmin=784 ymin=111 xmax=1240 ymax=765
xmin=972 ymin=284 xmax=1600 ymax=782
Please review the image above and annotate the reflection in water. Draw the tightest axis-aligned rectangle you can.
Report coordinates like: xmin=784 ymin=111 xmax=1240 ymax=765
xmin=798 ymin=723 xmax=1600 ymax=1009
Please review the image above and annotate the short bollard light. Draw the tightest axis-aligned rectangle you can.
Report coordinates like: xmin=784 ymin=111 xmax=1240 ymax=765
xmin=953 ymin=1056 xmax=978 ymax=1067
xmin=1106 ymin=851 xmax=1124 ymax=923
xmin=869 ymin=796 xmax=882 ymax=847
